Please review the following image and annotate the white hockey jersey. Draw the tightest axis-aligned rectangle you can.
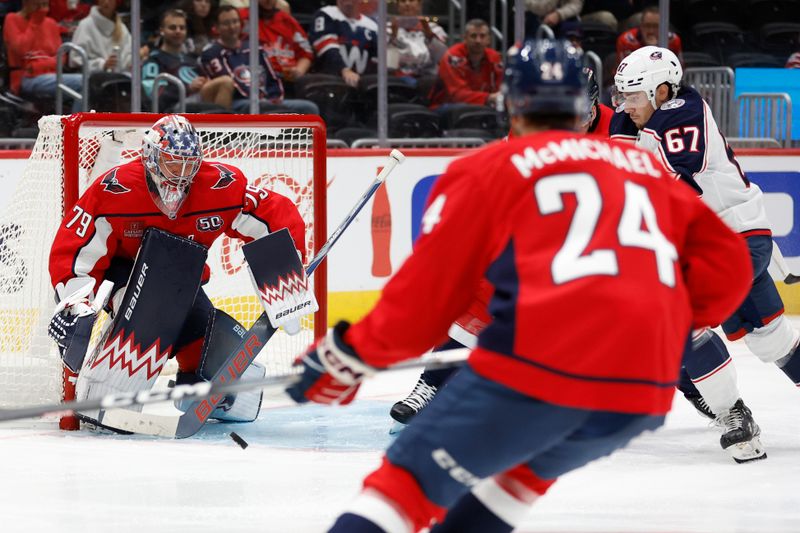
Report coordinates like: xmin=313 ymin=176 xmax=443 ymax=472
xmin=613 ymin=87 xmax=772 ymax=236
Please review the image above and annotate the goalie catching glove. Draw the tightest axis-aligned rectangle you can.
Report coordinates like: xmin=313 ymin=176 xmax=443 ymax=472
xmin=48 ymin=279 xmax=113 ymax=372
xmin=286 ymin=321 xmax=377 ymax=405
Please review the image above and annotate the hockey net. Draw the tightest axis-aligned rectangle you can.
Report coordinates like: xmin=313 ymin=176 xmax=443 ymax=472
xmin=0 ymin=113 xmax=327 ymax=424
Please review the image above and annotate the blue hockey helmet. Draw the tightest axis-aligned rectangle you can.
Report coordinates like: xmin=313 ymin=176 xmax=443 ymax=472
xmin=503 ymin=39 xmax=590 ymax=121
xmin=142 ymin=115 xmax=203 ymax=219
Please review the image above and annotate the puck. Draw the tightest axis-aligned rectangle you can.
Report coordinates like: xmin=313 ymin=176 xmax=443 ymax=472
xmin=230 ymin=431 xmax=248 ymax=449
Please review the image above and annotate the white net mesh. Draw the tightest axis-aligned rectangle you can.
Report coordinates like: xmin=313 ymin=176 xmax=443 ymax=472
xmin=0 ymin=114 xmax=325 ymax=409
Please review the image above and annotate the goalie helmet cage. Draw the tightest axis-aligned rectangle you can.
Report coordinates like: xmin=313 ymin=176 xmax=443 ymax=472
xmin=0 ymin=112 xmax=327 ymax=430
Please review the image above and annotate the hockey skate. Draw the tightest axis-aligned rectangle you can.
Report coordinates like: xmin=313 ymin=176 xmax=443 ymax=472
xmin=716 ymin=399 xmax=766 ymax=464
xmin=685 ymin=394 xmax=715 ymax=420
xmin=389 ymin=377 xmax=438 ymax=434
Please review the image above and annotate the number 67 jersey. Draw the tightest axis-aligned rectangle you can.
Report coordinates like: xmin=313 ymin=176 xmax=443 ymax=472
xmin=630 ymin=86 xmax=771 ymax=237
xmin=345 ymin=131 xmax=753 ymax=416
xmin=49 ymin=159 xmax=306 ymax=302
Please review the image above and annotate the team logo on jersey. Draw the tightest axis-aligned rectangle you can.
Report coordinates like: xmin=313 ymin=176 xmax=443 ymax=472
xmin=101 ymin=169 xmax=130 ymax=194
xmin=649 ymin=51 xmax=663 ymax=60
xmin=196 ymin=215 xmax=224 ymax=232
xmin=211 ymin=164 xmax=236 ymax=189
xmin=660 ymin=98 xmax=685 ymax=110
xmin=123 ymin=220 xmax=144 ymax=238
xmin=448 ymin=55 xmax=466 ymax=67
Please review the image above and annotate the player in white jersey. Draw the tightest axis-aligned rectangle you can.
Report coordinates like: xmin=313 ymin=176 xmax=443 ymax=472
xmin=611 ymin=45 xmax=800 ymax=463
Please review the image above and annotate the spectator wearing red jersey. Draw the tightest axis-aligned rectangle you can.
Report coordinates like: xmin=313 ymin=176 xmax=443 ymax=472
xmin=3 ymin=0 xmax=84 ymax=110
xmin=239 ymin=0 xmax=313 ymax=91
xmin=616 ymin=5 xmax=682 ymax=63
xmin=429 ymin=19 xmax=503 ymax=109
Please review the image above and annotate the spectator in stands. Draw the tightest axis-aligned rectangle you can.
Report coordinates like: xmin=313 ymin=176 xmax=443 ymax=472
xmin=48 ymin=0 xmax=90 ymax=36
xmin=200 ymin=5 xmax=318 ymax=113
xmin=220 ymin=0 xmax=289 ymax=13
xmin=237 ymin=0 xmax=313 ymax=97
xmin=143 ymin=8 xmax=233 ymax=110
xmin=388 ymin=0 xmax=448 ymax=81
xmin=616 ymin=5 xmax=681 ymax=63
xmin=428 ymin=18 xmax=502 ymax=109
xmin=524 ymin=0 xmax=583 ymax=38
xmin=181 ymin=0 xmax=217 ymax=57
xmin=70 ymin=0 xmax=132 ymax=73
xmin=309 ymin=0 xmax=378 ymax=88
xmin=3 ymin=0 xmax=84 ymax=110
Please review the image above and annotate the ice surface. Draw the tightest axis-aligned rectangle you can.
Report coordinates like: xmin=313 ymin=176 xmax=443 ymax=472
xmin=1 ymin=326 xmax=799 ymax=533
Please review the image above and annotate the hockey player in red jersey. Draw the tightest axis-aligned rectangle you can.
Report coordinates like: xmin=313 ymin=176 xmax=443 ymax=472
xmin=285 ymin=40 xmax=753 ymax=533
xmin=581 ymin=66 xmax=612 ymax=136
xmin=48 ymin=114 xmax=306 ymax=423
xmin=392 ymin=65 xmax=611 ymax=429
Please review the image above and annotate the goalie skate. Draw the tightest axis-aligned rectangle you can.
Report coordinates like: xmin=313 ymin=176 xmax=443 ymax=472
xmin=716 ymin=399 xmax=767 ymax=464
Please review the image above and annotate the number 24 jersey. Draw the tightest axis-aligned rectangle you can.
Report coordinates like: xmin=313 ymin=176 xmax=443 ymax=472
xmin=346 ymin=131 xmax=752 ymax=415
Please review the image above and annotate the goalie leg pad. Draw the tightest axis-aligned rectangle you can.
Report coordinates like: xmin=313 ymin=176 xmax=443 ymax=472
xmin=174 ymin=308 xmax=265 ymax=422
xmin=76 ymin=228 xmax=208 ymax=424
xmin=243 ymin=228 xmax=317 ymax=333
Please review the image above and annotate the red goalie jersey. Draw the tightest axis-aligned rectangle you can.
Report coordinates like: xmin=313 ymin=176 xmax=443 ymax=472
xmin=345 ymin=131 xmax=752 ymax=415
xmin=49 ymin=159 xmax=306 ymax=300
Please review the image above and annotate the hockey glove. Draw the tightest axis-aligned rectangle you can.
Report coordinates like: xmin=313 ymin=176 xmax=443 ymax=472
xmin=286 ymin=321 xmax=376 ymax=405
xmin=48 ymin=280 xmax=113 ymax=372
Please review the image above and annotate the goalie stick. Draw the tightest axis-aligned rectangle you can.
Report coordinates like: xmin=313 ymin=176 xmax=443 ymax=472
xmin=0 ymin=348 xmax=468 ymax=428
xmin=11 ymin=149 xmax=407 ymax=437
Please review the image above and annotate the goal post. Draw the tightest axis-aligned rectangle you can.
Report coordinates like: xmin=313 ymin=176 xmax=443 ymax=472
xmin=0 ymin=112 xmax=328 ymax=429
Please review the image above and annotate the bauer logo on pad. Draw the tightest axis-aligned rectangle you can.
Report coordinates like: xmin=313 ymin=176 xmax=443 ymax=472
xmin=243 ymin=228 xmax=317 ymax=334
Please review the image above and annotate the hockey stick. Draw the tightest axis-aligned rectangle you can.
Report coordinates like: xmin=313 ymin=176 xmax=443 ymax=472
xmin=769 ymin=243 xmax=800 ymax=284
xmin=23 ymin=149 xmax=407 ymax=437
xmin=0 ymin=349 xmax=468 ymax=429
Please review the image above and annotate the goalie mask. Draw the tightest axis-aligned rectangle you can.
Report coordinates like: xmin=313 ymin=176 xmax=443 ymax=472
xmin=142 ymin=115 xmax=203 ymax=219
